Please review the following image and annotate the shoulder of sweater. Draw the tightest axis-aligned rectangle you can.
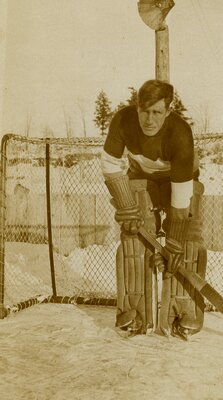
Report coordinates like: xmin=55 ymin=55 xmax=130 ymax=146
xmin=168 ymin=111 xmax=192 ymax=132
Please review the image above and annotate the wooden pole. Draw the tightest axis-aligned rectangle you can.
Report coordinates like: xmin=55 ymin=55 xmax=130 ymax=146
xmin=155 ymin=27 xmax=169 ymax=82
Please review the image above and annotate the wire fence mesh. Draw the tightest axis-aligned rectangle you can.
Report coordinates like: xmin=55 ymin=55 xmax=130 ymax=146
xmin=0 ymin=133 xmax=222 ymax=312
xmin=194 ymin=134 xmax=223 ymax=298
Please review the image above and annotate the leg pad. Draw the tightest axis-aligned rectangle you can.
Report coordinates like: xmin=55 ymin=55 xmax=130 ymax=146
xmin=116 ymin=234 xmax=158 ymax=334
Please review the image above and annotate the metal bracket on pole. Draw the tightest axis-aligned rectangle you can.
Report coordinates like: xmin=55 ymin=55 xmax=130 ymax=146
xmin=137 ymin=0 xmax=175 ymax=31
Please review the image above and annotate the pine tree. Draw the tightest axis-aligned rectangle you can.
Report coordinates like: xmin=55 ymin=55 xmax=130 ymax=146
xmin=126 ymin=86 xmax=137 ymax=106
xmin=171 ymin=90 xmax=194 ymax=127
xmin=94 ymin=90 xmax=112 ymax=136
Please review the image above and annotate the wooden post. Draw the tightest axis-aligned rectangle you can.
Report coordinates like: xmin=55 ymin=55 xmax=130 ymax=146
xmin=137 ymin=0 xmax=174 ymax=82
xmin=155 ymin=27 xmax=169 ymax=81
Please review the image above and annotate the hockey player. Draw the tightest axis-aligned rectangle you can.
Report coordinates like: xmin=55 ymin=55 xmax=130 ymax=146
xmin=101 ymin=79 xmax=206 ymax=339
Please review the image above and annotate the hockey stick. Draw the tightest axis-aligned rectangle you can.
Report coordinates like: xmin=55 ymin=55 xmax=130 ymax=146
xmin=139 ymin=226 xmax=223 ymax=314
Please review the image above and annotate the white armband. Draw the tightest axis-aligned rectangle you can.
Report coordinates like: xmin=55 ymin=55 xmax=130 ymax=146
xmin=171 ymin=180 xmax=193 ymax=209
xmin=101 ymin=150 xmax=127 ymax=177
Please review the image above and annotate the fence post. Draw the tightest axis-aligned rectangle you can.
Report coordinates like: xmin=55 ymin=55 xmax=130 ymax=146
xmin=46 ymin=141 xmax=57 ymax=298
xmin=0 ymin=135 xmax=9 ymax=318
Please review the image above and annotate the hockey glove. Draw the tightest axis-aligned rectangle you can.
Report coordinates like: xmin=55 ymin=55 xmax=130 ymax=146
xmin=115 ymin=205 xmax=144 ymax=235
xmin=154 ymin=238 xmax=184 ymax=276
xmin=154 ymin=217 xmax=190 ymax=277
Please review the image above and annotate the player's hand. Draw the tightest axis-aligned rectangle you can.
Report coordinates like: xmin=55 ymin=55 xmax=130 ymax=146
xmin=165 ymin=239 xmax=184 ymax=277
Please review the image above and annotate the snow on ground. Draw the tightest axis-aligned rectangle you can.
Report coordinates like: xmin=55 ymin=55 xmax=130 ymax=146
xmin=0 ymin=303 xmax=223 ymax=400
xmin=4 ymin=242 xmax=119 ymax=306
xmin=2 ymin=241 xmax=223 ymax=400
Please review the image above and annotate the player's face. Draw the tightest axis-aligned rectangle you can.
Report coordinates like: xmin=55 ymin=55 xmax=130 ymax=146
xmin=137 ymin=98 xmax=170 ymax=136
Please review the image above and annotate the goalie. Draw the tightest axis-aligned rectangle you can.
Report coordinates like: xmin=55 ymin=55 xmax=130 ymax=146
xmin=101 ymin=79 xmax=207 ymax=340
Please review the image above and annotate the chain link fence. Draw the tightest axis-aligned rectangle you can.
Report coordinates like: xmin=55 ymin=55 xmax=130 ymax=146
xmin=0 ymin=133 xmax=222 ymax=314
xmin=194 ymin=134 xmax=223 ymax=297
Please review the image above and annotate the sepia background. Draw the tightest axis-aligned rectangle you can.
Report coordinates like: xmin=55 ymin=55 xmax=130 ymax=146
xmin=0 ymin=2 xmax=222 ymax=400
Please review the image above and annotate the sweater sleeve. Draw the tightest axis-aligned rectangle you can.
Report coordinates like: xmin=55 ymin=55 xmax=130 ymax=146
xmin=169 ymin=121 xmax=194 ymax=209
xmin=170 ymin=123 xmax=194 ymax=183
xmin=103 ymin=111 xmax=125 ymax=158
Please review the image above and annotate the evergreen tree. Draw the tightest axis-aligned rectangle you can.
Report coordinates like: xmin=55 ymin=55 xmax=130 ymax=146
xmin=171 ymin=90 xmax=194 ymax=127
xmin=94 ymin=90 xmax=112 ymax=136
xmin=126 ymin=86 xmax=137 ymax=106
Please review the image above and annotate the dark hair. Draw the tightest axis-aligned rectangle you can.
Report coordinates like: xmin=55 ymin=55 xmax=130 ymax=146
xmin=137 ymin=79 xmax=174 ymax=109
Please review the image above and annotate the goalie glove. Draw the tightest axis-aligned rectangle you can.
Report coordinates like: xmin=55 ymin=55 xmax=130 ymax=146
xmin=115 ymin=205 xmax=144 ymax=235
xmin=154 ymin=238 xmax=184 ymax=277
xmin=105 ymin=175 xmax=144 ymax=235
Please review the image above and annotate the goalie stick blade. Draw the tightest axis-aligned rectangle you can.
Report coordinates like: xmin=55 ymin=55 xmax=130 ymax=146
xmin=200 ymin=283 xmax=223 ymax=314
xmin=178 ymin=267 xmax=223 ymax=314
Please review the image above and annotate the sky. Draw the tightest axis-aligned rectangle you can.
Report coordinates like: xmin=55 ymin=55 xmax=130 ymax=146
xmin=0 ymin=0 xmax=223 ymax=138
